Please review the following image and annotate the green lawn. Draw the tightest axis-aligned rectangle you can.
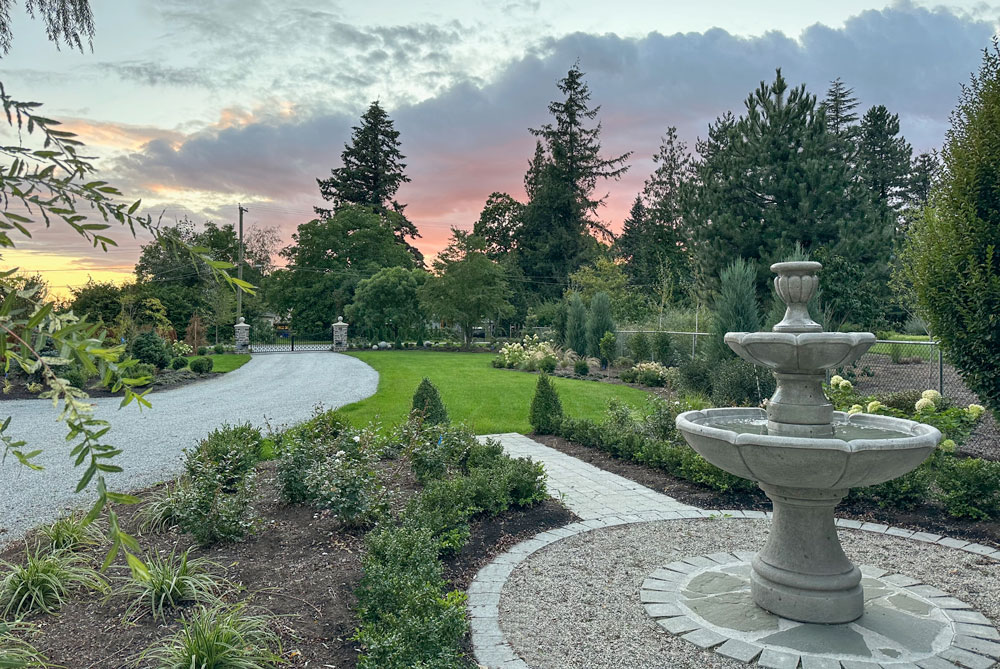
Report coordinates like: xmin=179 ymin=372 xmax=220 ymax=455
xmin=340 ymin=351 xmax=651 ymax=434
xmin=184 ymin=353 xmax=252 ymax=372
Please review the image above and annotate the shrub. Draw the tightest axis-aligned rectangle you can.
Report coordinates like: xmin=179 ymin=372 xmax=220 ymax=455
xmin=38 ymin=513 xmax=104 ymax=552
xmin=566 ymin=292 xmax=588 ymax=355
xmin=587 ymin=291 xmax=615 ymax=357
xmin=935 ymin=456 xmax=1000 ymax=520
xmin=61 ymin=364 xmax=90 ymax=390
xmin=185 ymin=423 xmax=262 ymax=492
xmin=354 ymin=525 xmax=467 ymax=669
xmin=529 ymin=374 xmax=563 ymax=434
xmin=0 ymin=549 xmax=108 ymax=617
xmin=613 ymin=356 xmax=634 ymax=369
xmin=189 ymin=356 xmax=213 ymax=374
xmin=304 ymin=445 xmax=385 ymax=527
xmin=408 ymin=423 xmax=476 ymax=483
xmin=177 ymin=461 xmax=258 ymax=546
xmin=652 ymin=331 xmax=675 ymax=366
xmin=213 ymin=343 xmax=225 ymax=354
xmin=404 ymin=477 xmax=477 ymax=553
xmin=197 ymin=346 xmax=208 ymax=356
xmin=629 ymin=331 xmax=651 ymax=362
xmin=499 ymin=456 xmax=547 ymax=507
xmin=598 ymin=331 xmax=617 ymax=369
xmin=621 ymin=361 xmax=672 ymax=387
xmin=132 ymin=331 xmax=172 ymax=369
xmin=171 ymin=340 xmax=193 ymax=357
xmin=170 ymin=356 xmax=188 ymax=370
xmin=709 ymin=257 xmax=761 ymax=363
xmin=574 ymin=359 xmax=589 ymax=376
xmin=878 ymin=389 xmax=924 ymax=412
xmin=127 ymin=362 xmax=156 ymax=384
xmin=538 ymin=355 xmax=557 ymax=373
xmin=142 ymin=603 xmax=282 ymax=668
xmin=118 ymin=549 xmax=223 ymax=622
xmin=710 ymin=358 xmax=776 ymax=407
xmin=854 ymin=464 xmax=933 ymax=510
xmin=411 ymin=377 xmax=449 ymax=425
xmin=903 ymin=44 xmax=1000 ymax=423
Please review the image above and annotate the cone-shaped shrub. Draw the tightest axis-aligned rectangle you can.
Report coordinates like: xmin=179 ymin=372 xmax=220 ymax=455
xmin=529 ymin=374 xmax=563 ymax=435
xmin=411 ymin=378 xmax=448 ymax=425
xmin=566 ymin=292 xmax=589 ymax=356
xmin=587 ymin=291 xmax=615 ymax=357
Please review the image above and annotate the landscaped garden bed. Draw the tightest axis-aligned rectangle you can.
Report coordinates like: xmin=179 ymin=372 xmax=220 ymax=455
xmin=0 ymin=382 xmax=570 ymax=668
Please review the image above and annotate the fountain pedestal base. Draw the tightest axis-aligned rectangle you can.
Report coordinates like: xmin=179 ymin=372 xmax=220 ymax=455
xmin=751 ymin=484 xmax=863 ymax=624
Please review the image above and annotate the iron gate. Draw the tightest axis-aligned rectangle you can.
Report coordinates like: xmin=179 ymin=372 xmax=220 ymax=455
xmin=249 ymin=326 xmax=332 ymax=353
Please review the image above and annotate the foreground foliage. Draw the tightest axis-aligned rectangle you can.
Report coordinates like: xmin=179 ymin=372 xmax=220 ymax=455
xmin=0 ymin=548 xmax=108 ymax=617
xmin=903 ymin=41 xmax=1000 ymax=422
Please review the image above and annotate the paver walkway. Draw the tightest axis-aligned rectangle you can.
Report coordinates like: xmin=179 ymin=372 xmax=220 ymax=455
xmin=481 ymin=432 xmax=699 ymax=519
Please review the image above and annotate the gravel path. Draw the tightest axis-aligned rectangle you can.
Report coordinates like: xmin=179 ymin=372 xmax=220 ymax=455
xmin=499 ymin=519 xmax=1000 ymax=669
xmin=0 ymin=352 xmax=378 ymax=547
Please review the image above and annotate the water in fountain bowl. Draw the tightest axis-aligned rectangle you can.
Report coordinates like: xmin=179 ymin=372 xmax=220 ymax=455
xmin=705 ymin=417 xmax=912 ymax=441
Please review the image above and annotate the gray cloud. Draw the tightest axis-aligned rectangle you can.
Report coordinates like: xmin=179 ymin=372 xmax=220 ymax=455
xmin=107 ymin=3 xmax=996 ymax=254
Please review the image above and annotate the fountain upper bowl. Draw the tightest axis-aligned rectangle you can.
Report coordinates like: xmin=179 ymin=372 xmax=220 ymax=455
xmin=724 ymin=331 xmax=876 ymax=373
xmin=675 ymin=407 xmax=941 ymax=490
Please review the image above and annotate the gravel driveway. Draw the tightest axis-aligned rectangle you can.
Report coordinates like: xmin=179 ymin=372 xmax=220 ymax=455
xmin=0 ymin=352 xmax=378 ymax=547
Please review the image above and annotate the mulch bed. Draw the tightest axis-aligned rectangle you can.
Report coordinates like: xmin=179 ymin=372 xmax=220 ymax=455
xmin=0 ymin=369 xmax=221 ymax=401
xmin=532 ymin=433 xmax=1000 ymax=550
xmin=2 ymin=461 xmax=575 ymax=668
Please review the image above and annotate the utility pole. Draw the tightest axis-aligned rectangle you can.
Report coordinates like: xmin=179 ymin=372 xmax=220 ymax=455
xmin=237 ymin=204 xmax=248 ymax=320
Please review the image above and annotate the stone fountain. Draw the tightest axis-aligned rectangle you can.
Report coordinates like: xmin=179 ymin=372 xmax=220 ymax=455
xmin=675 ymin=261 xmax=942 ymax=624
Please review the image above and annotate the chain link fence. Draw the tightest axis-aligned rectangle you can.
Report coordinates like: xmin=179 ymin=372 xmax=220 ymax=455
xmin=613 ymin=331 xmax=998 ymax=460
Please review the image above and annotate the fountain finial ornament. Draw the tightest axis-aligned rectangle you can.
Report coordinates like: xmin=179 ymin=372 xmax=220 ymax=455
xmin=675 ymin=258 xmax=941 ymax=624
xmin=771 ymin=261 xmax=822 ymax=332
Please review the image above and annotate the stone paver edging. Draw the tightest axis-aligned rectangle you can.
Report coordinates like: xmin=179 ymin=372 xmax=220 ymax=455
xmin=470 ymin=434 xmax=1000 ymax=669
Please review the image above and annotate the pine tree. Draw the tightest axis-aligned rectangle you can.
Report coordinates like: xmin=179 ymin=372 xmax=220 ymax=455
xmin=636 ymin=127 xmax=692 ymax=289
xmin=857 ymin=105 xmax=913 ymax=213
xmin=411 ymin=377 xmax=448 ymax=425
xmin=316 ymin=101 xmax=420 ymax=259
xmin=565 ymin=292 xmax=589 ymax=356
xmin=906 ymin=151 xmax=941 ymax=209
xmin=587 ymin=291 xmax=615 ymax=357
xmin=689 ymin=70 xmax=880 ymax=301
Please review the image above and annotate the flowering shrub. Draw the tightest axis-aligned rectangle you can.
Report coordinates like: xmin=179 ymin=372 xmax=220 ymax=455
xmin=304 ymin=442 xmax=384 ymax=527
xmin=171 ymin=341 xmax=193 ymax=357
xmin=826 ymin=381 xmax=984 ymax=445
xmin=620 ymin=361 xmax=674 ymax=387
xmin=492 ymin=335 xmax=563 ymax=372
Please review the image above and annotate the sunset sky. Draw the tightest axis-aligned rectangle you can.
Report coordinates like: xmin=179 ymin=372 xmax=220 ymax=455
xmin=0 ymin=0 xmax=996 ymax=297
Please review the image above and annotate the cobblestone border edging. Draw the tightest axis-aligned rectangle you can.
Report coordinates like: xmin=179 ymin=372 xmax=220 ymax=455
xmin=468 ymin=512 xmax=1000 ymax=669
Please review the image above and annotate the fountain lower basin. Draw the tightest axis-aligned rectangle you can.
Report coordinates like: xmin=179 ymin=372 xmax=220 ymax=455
xmin=675 ymin=407 xmax=941 ymax=623
xmin=675 ymin=407 xmax=940 ymax=489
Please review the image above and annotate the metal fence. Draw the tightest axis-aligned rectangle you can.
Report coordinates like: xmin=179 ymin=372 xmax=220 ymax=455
xmin=612 ymin=332 xmax=997 ymax=459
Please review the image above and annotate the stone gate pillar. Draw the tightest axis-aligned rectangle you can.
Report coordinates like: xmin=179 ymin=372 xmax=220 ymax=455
xmin=332 ymin=316 xmax=348 ymax=352
xmin=234 ymin=316 xmax=250 ymax=353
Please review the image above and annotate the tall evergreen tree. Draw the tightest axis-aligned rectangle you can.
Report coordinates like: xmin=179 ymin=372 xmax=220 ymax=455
xmin=689 ymin=70 xmax=883 ymax=301
xmin=316 ymin=101 xmax=420 ymax=261
xmin=517 ymin=63 xmax=630 ymax=296
xmin=906 ymin=150 xmax=941 ymax=209
xmin=709 ymin=258 xmax=761 ymax=364
xmin=857 ymin=105 xmax=913 ymax=213
xmin=528 ymin=63 xmax=632 ymax=238
xmin=821 ymin=78 xmax=860 ymax=138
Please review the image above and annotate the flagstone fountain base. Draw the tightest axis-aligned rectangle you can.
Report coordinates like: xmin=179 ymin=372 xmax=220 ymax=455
xmin=642 ymin=552 xmax=1000 ymax=668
